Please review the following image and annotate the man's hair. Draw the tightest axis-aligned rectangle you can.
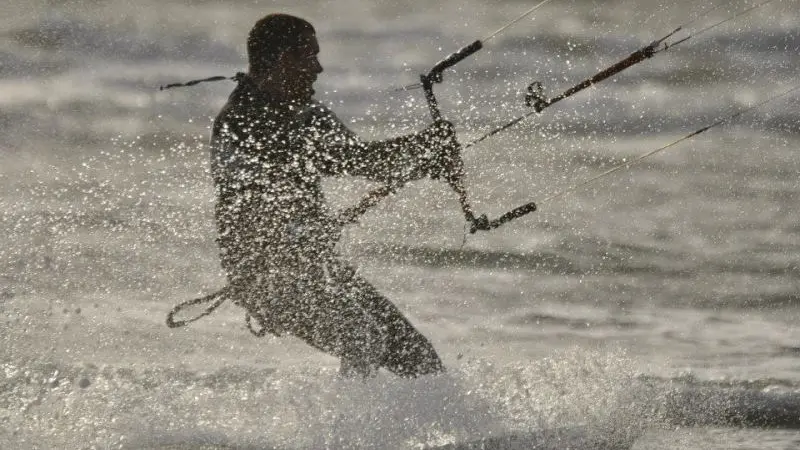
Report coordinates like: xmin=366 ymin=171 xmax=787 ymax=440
xmin=247 ymin=14 xmax=315 ymax=74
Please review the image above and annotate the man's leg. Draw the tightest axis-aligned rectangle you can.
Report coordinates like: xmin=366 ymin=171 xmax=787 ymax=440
xmin=271 ymin=265 xmax=388 ymax=377
xmin=268 ymin=260 xmax=444 ymax=378
xmin=328 ymin=263 xmax=445 ymax=378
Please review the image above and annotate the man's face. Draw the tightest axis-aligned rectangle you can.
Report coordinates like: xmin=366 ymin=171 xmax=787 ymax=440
xmin=276 ymin=31 xmax=323 ymax=103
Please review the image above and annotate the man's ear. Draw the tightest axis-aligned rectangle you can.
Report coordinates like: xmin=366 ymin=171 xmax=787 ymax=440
xmin=272 ymin=49 xmax=293 ymax=70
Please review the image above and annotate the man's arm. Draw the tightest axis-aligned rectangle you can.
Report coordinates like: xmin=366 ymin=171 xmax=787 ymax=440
xmin=299 ymin=103 xmax=457 ymax=184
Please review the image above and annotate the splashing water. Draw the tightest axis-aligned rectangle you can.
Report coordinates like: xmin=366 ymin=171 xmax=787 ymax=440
xmin=2 ymin=347 xmax=659 ymax=449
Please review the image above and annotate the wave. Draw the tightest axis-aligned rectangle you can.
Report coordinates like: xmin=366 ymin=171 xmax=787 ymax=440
xmin=349 ymin=241 xmax=693 ymax=277
xmin=7 ymin=15 xmax=239 ymax=64
xmin=641 ymin=376 xmax=800 ymax=429
xmin=4 ymin=355 xmax=800 ymax=450
xmin=350 ymin=242 xmax=581 ymax=273
xmin=509 ymin=312 xmax=640 ymax=330
xmin=348 ymin=240 xmax=799 ymax=285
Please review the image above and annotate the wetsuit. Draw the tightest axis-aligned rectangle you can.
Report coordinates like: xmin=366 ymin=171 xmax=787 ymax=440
xmin=210 ymin=75 xmax=446 ymax=377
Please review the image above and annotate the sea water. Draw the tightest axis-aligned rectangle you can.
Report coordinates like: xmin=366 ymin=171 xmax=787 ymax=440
xmin=2 ymin=0 xmax=799 ymax=448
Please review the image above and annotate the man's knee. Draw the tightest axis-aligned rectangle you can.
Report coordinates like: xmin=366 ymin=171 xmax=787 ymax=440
xmin=383 ymin=332 xmax=445 ymax=377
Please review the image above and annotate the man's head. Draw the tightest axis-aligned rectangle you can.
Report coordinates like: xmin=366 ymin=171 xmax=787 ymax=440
xmin=247 ymin=14 xmax=322 ymax=103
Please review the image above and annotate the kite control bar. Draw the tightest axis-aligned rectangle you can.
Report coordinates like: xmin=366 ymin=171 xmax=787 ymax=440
xmin=420 ymin=40 xmax=483 ymax=121
xmin=344 ymin=36 xmax=537 ymax=234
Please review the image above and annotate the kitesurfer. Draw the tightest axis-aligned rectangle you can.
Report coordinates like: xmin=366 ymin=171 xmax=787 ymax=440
xmin=211 ymin=13 xmax=458 ymax=378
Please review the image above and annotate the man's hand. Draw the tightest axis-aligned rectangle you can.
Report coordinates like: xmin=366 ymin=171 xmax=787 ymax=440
xmin=421 ymin=120 xmax=463 ymax=181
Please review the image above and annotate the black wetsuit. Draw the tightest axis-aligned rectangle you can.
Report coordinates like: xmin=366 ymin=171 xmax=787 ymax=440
xmin=210 ymin=75 xmax=445 ymax=377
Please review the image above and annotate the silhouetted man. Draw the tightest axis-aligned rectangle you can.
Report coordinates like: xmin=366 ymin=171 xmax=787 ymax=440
xmin=211 ymin=14 xmax=460 ymax=378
